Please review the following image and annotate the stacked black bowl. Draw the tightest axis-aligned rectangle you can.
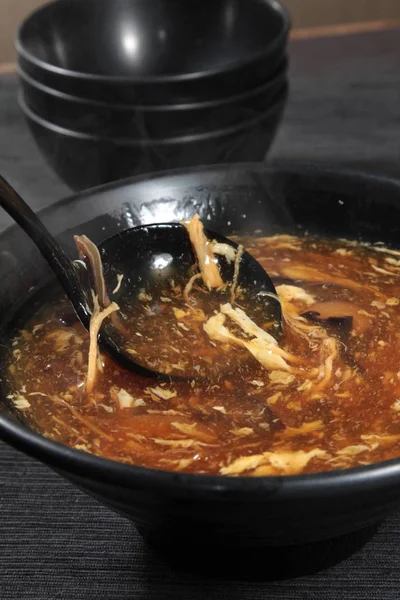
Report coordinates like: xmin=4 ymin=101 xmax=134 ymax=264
xmin=17 ymin=0 xmax=290 ymax=190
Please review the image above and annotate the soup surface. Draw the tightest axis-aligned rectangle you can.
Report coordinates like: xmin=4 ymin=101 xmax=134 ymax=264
xmin=6 ymin=233 xmax=400 ymax=476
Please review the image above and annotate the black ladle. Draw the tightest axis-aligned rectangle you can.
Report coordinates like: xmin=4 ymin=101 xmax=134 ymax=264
xmin=0 ymin=175 xmax=281 ymax=379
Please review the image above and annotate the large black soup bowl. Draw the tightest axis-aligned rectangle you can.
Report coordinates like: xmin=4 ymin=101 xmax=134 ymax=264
xmin=2 ymin=164 xmax=400 ymax=575
xmin=18 ymin=62 xmax=288 ymax=138
xmin=17 ymin=0 xmax=289 ymax=105
xmin=20 ymin=92 xmax=288 ymax=190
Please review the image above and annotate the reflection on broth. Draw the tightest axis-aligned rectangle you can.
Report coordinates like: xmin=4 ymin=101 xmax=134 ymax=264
xmin=6 ymin=229 xmax=400 ymax=477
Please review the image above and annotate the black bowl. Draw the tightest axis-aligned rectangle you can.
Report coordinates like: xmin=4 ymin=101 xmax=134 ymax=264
xmin=19 ymin=90 xmax=288 ymax=190
xmin=2 ymin=164 xmax=400 ymax=573
xmin=18 ymin=61 xmax=288 ymax=138
xmin=16 ymin=0 xmax=290 ymax=105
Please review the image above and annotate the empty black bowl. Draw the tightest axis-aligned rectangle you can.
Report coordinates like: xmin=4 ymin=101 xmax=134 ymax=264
xmin=20 ymin=89 xmax=288 ymax=190
xmin=17 ymin=0 xmax=290 ymax=104
xmin=2 ymin=164 xmax=400 ymax=575
xmin=18 ymin=61 xmax=288 ymax=138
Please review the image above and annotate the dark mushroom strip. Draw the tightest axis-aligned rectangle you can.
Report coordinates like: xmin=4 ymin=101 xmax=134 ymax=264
xmin=74 ymin=234 xmax=127 ymax=334
xmin=302 ymin=311 xmax=353 ymax=341
xmin=303 ymin=300 xmax=370 ymax=335
xmin=302 ymin=300 xmax=370 ymax=370
xmin=74 ymin=235 xmax=111 ymax=309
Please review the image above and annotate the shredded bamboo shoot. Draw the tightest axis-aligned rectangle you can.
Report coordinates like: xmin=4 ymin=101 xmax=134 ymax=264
xmin=181 ymin=214 xmax=224 ymax=289
xmin=86 ymin=298 xmax=119 ymax=394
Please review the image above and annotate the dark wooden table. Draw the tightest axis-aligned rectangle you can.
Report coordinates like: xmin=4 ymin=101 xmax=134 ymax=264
xmin=2 ymin=23 xmax=400 ymax=600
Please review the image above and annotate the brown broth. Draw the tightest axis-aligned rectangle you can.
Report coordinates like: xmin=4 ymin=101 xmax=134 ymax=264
xmin=6 ymin=234 xmax=400 ymax=476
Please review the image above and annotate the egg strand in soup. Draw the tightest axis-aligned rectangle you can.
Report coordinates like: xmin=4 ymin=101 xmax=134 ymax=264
xmin=6 ymin=218 xmax=400 ymax=476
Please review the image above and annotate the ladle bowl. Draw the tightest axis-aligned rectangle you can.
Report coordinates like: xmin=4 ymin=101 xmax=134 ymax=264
xmin=0 ymin=175 xmax=280 ymax=379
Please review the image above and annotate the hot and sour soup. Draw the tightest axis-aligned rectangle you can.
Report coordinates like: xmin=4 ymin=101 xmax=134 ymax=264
xmin=6 ymin=219 xmax=400 ymax=477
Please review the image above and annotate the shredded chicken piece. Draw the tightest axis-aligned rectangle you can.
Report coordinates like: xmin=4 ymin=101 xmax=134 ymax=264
xmin=370 ymin=264 xmax=394 ymax=276
xmin=212 ymin=242 xmax=236 ymax=263
xmin=220 ymin=453 xmax=266 ymax=475
xmin=171 ymin=421 xmax=216 ymax=442
xmin=370 ymin=245 xmax=400 ymax=257
xmin=32 ymin=324 xmax=44 ymax=335
xmin=220 ymin=448 xmax=327 ymax=476
xmin=386 ymin=297 xmax=399 ymax=306
xmin=250 ymin=379 xmax=265 ymax=387
xmin=173 ymin=307 xmax=189 ymax=319
xmin=265 ymin=449 xmax=327 ymax=474
xmin=269 ymin=371 xmax=295 ymax=386
xmin=282 ymin=420 xmax=324 ymax=437
xmin=220 ymin=303 xmax=277 ymax=345
xmin=46 ymin=329 xmax=84 ymax=352
xmin=152 ymin=438 xmax=211 ymax=448
xmin=204 ymin=304 xmax=306 ymax=372
xmin=74 ymin=443 xmax=91 ymax=452
xmin=334 ymin=248 xmax=353 ymax=256
xmin=12 ymin=394 xmax=31 ymax=409
xmin=336 ymin=445 xmax=370 ymax=456
xmin=204 ymin=312 xmax=291 ymax=371
xmin=159 ymin=457 xmax=194 ymax=471
xmin=86 ymin=297 xmax=119 ymax=394
xmin=181 ymin=214 xmax=224 ymax=289
xmin=258 ymin=234 xmax=301 ymax=251
xmin=138 ymin=290 xmax=152 ymax=302
xmin=361 ymin=434 xmax=400 ymax=444
xmin=385 ymin=257 xmax=400 ymax=268
xmin=243 ymin=336 xmax=294 ymax=371
xmin=391 ymin=400 xmax=400 ymax=412
xmin=276 ymin=285 xmax=315 ymax=307
xmin=231 ymin=427 xmax=254 ymax=437
xmin=277 ymin=285 xmax=328 ymax=342
xmin=116 ymin=388 xmax=145 ymax=409
xmin=314 ymin=337 xmax=338 ymax=391
xmin=146 ymin=387 xmax=177 ymax=400
xmin=205 ymin=295 xmax=339 ymax=394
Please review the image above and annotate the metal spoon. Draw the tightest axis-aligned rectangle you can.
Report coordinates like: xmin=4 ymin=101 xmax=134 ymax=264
xmin=0 ymin=175 xmax=281 ymax=379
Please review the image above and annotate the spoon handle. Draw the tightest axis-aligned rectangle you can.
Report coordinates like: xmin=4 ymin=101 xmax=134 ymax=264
xmin=0 ymin=175 xmax=90 ymax=327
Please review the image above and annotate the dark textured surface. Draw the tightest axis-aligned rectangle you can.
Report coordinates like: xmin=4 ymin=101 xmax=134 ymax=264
xmin=0 ymin=452 xmax=397 ymax=600
xmin=2 ymin=28 xmax=400 ymax=598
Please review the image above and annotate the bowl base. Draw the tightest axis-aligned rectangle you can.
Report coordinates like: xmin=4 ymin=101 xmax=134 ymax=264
xmin=137 ymin=523 xmax=378 ymax=581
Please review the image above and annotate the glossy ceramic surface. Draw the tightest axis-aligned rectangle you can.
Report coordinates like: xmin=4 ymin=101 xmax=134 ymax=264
xmin=20 ymin=92 xmax=288 ymax=189
xmin=16 ymin=0 xmax=289 ymax=104
xmin=1 ymin=163 xmax=400 ymax=556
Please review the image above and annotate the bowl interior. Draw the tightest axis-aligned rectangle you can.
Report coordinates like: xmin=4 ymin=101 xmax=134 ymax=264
xmin=18 ymin=0 xmax=288 ymax=78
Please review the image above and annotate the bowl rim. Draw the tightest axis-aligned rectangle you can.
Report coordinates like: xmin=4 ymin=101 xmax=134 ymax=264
xmin=19 ymin=87 xmax=288 ymax=145
xmin=2 ymin=161 xmax=400 ymax=496
xmin=17 ymin=58 xmax=288 ymax=112
xmin=15 ymin=0 xmax=290 ymax=84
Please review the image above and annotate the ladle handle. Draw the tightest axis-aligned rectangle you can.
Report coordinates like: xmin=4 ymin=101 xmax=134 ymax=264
xmin=0 ymin=175 xmax=89 ymax=327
